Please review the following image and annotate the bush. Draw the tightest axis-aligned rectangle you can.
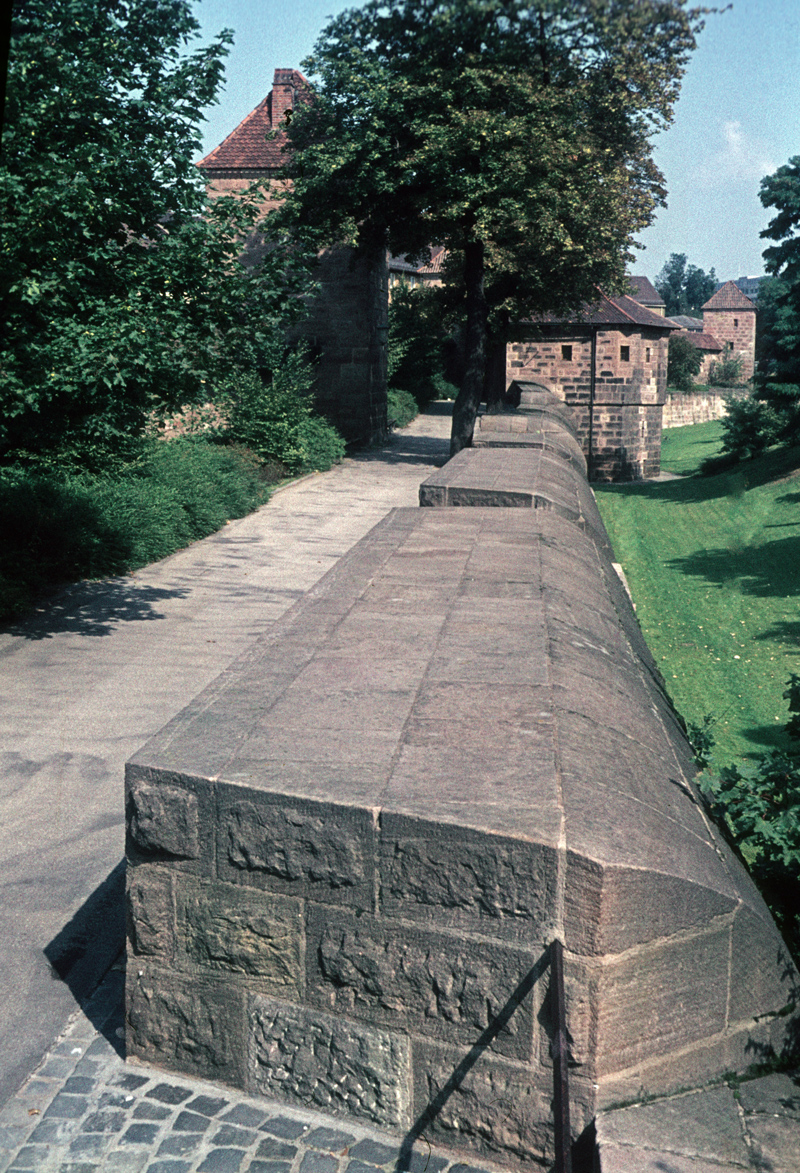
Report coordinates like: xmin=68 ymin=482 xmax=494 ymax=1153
xmin=667 ymin=332 xmax=703 ymax=392
xmin=717 ymin=396 xmax=783 ymax=461
xmin=387 ymin=388 xmax=419 ymax=429
xmin=698 ymin=676 xmax=800 ymax=961
xmin=222 ymin=350 xmax=345 ymax=474
xmin=708 ymin=355 xmax=744 ymax=386
xmin=0 ymin=440 xmax=270 ymax=621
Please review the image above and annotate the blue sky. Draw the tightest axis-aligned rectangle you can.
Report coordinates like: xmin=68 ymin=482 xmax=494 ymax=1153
xmin=195 ymin=0 xmax=800 ymax=284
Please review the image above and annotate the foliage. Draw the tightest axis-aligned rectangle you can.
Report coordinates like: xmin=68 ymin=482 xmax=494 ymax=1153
xmin=0 ymin=440 xmax=271 ymax=621
xmin=1 ymin=0 xmax=310 ymax=470
xmin=708 ymin=355 xmax=744 ymax=386
xmin=388 ymin=285 xmax=459 ymax=408
xmin=667 ymin=332 xmax=703 ymax=391
xmin=686 ymin=713 xmax=716 ymax=769
xmin=655 ymin=252 xmax=717 ymax=316
xmin=698 ymin=685 xmax=800 ymax=957
xmin=594 ymin=421 xmax=800 ymax=764
xmin=278 ymin=0 xmax=707 ymax=453
xmin=748 ymin=157 xmax=800 ymax=446
xmin=221 ymin=347 xmax=345 ymax=474
xmin=716 ymin=396 xmax=783 ymax=461
xmin=387 ymin=388 xmax=419 ymax=429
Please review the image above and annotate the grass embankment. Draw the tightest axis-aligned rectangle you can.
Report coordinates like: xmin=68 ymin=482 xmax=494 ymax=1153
xmin=595 ymin=421 xmax=800 ymax=767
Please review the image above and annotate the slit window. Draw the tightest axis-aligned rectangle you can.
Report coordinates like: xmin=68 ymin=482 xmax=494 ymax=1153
xmin=734 ymin=318 xmax=738 ymax=327
xmin=645 ymin=347 xmax=651 ymax=363
xmin=620 ymin=345 xmax=630 ymax=362
xmin=561 ymin=344 xmax=572 ymax=361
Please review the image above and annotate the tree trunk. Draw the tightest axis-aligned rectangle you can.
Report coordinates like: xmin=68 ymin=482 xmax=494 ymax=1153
xmin=450 ymin=239 xmax=488 ymax=455
xmin=484 ymin=313 xmax=510 ymax=412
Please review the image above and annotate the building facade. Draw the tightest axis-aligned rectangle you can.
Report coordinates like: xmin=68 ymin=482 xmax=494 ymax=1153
xmin=506 ymin=292 xmax=676 ymax=480
xmin=199 ymin=70 xmax=388 ymax=448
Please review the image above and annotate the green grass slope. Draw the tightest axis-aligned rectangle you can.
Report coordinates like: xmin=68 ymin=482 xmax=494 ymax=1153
xmin=595 ymin=423 xmax=800 ymax=766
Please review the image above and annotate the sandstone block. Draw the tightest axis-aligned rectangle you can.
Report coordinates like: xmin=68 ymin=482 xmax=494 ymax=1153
xmin=248 ymin=997 xmax=410 ymax=1128
xmin=412 ymin=1040 xmax=556 ymax=1165
xmin=729 ymin=905 xmax=800 ymax=1030
xmin=178 ymin=881 xmax=304 ymax=991
xmin=595 ymin=927 xmax=730 ymax=1077
xmin=126 ymin=963 xmax=245 ymax=1087
xmin=380 ymin=814 xmax=558 ymax=941
xmin=307 ymin=907 xmax=538 ymax=1059
xmin=127 ymin=778 xmax=200 ymax=859
xmin=217 ymin=786 xmax=375 ymax=908
xmin=127 ymin=865 xmax=174 ymax=959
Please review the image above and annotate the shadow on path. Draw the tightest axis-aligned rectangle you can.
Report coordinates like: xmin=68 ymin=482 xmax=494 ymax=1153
xmin=1 ymin=580 xmax=190 ymax=642
xmin=44 ymin=860 xmax=127 ymax=1057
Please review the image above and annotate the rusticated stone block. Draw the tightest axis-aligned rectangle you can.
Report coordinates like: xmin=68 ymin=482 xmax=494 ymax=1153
xmin=536 ymin=952 xmax=598 ymax=1073
xmin=126 ymin=769 xmax=212 ymax=867
xmin=594 ymin=927 xmax=731 ymax=1077
xmin=127 ymin=866 xmax=174 ymax=959
xmin=126 ymin=964 xmax=245 ymax=1086
xmin=248 ymin=997 xmax=410 ymax=1128
xmin=178 ymin=881 xmax=303 ymax=991
xmin=307 ymin=907 xmax=538 ymax=1060
xmin=216 ymin=787 xmax=375 ymax=908
xmin=412 ymin=1040 xmax=556 ymax=1165
xmin=380 ymin=814 xmax=558 ymax=941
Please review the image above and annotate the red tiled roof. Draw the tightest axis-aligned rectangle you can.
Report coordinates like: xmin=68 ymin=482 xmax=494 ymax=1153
xmin=702 ymin=281 xmax=757 ymax=311
xmin=198 ymin=70 xmax=309 ymax=174
xmin=526 ymin=290 xmax=677 ymax=330
xmin=626 ymin=275 xmax=665 ymax=306
xmin=686 ymin=331 xmax=723 ymax=352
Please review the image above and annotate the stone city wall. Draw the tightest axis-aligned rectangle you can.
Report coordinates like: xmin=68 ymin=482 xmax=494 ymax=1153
xmin=126 ymin=390 xmax=798 ymax=1168
xmin=663 ymin=388 xmax=750 ymax=429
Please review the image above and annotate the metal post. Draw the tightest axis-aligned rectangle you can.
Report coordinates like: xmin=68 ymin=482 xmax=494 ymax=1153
xmin=551 ymin=939 xmax=572 ymax=1173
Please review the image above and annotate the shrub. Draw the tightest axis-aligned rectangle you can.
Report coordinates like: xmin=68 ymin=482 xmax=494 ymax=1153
xmin=0 ymin=440 xmax=270 ymax=621
xmin=667 ymin=332 xmax=703 ymax=392
xmin=708 ymin=354 xmax=744 ymax=386
xmin=222 ymin=350 xmax=344 ymax=474
xmin=698 ymin=676 xmax=800 ymax=960
xmin=387 ymin=388 xmax=419 ymax=429
xmin=717 ymin=396 xmax=783 ymax=461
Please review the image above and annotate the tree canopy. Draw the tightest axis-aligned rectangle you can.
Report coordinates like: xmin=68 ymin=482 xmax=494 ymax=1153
xmin=655 ymin=252 xmax=717 ymax=317
xmin=758 ymin=158 xmax=800 ymax=441
xmin=1 ymin=0 xmax=309 ymax=469
xmin=278 ymin=0 xmax=707 ymax=452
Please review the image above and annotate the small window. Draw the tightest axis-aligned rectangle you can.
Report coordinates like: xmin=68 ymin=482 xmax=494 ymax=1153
xmin=733 ymin=318 xmax=738 ymax=327
xmin=645 ymin=347 xmax=651 ymax=363
xmin=561 ymin=344 xmax=572 ymax=361
xmin=726 ymin=341 xmax=733 ymax=352
xmin=620 ymin=345 xmax=630 ymax=362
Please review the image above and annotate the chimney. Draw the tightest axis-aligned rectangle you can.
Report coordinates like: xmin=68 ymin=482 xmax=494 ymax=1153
xmin=270 ymin=69 xmax=296 ymax=129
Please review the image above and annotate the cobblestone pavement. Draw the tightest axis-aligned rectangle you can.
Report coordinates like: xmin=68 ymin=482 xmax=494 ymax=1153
xmin=0 ymin=967 xmax=503 ymax=1173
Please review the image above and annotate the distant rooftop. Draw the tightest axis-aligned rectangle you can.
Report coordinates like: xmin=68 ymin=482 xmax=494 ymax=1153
xmin=703 ymin=280 xmax=757 ymax=312
xmin=198 ymin=69 xmax=310 ymax=175
xmin=626 ymin=276 xmax=665 ymax=307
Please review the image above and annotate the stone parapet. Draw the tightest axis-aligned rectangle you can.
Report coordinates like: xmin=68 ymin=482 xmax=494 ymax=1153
xmin=126 ymin=490 xmax=799 ymax=1167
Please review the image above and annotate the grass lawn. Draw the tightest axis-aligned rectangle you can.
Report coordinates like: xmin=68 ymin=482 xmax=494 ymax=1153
xmin=594 ymin=422 xmax=800 ymax=767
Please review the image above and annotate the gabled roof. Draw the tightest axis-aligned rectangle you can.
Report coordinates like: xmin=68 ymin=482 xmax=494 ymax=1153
xmin=389 ymin=246 xmax=447 ymax=275
xmin=702 ymin=281 xmax=757 ymax=311
xmin=198 ymin=69 xmax=310 ymax=175
xmin=527 ymin=290 xmax=677 ymax=330
xmin=627 ymin=275 xmax=665 ymax=307
xmin=686 ymin=331 xmax=723 ymax=352
xmin=668 ymin=315 xmax=704 ymax=331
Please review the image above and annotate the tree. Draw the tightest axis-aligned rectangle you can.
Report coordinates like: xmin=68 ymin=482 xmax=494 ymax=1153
xmin=667 ymin=332 xmax=702 ymax=391
xmin=278 ymin=0 xmax=707 ymax=454
xmin=655 ymin=252 xmax=717 ymax=316
xmin=755 ymin=157 xmax=800 ymax=444
xmin=1 ymin=0 xmax=310 ymax=469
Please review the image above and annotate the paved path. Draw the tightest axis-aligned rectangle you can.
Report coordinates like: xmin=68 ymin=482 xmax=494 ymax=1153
xmin=0 ymin=407 xmax=452 ymax=1109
